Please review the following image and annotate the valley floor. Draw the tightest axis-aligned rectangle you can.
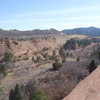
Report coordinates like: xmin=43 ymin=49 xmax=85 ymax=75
xmin=1 ymin=61 xmax=53 ymax=100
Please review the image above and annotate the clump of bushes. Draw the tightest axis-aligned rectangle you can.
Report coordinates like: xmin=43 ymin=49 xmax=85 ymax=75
xmin=32 ymin=56 xmax=42 ymax=63
xmin=49 ymin=55 xmax=56 ymax=61
xmin=52 ymin=60 xmax=62 ymax=70
xmin=42 ymin=47 xmax=49 ymax=51
xmin=48 ymin=50 xmax=57 ymax=61
xmin=9 ymin=83 xmax=48 ymax=100
xmin=43 ymin=53 xmax=49 ymax=60
xmin=29 ymin=83 xmax=48 ymax=100
xmin=12 ymin=40 xmax=18 ymax=45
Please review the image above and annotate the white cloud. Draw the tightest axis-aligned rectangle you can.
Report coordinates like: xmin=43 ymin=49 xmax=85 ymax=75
xmin=0 ymin=15 xmax=100 ymax=24
xmin=15 ymin=6 xmax=100 ymax=17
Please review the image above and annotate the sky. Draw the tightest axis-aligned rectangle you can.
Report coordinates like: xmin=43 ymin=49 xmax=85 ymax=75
xmin=0 ymin=0 xmax=100 ymax=30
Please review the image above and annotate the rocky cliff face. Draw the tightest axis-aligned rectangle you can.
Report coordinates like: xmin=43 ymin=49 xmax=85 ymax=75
xmin=63 ymin=66 xmax=100 ymax=100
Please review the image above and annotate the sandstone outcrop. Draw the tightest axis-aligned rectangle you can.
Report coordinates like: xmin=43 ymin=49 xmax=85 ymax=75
xmin=63 ymin=66 xmax=100 ymax=100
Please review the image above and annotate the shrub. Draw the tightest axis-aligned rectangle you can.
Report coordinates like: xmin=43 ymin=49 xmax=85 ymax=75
xmin=3 ymin=52 xmax=13 ymax=62
xmin=59 ymin=47 xmax=66 ymax=58
xmin=43 ymin=53 xmax=49 ymax=60
xmin=53 ymin=50 xmax=56 ymax=56
xmin=0 ymin=64 xmax=7 ymax=76
xmin=32 ymin=56 xmax=42 ymax=63
xmin=49 ymin=55 xmax=56 ymax=61
xmin=76 ymin=56 xmax=80 ymax=62
xmin=36 ymin=56 xmax=42 ymax=62
xmin=9 ymin=83 xmax=48 ymax=100
xmin=29 ymin=83 xmax=48 ymax=100
xmin=52 ymin=61 xmax=62 ymax=70
xmin=12 ymin=41 xmax=18 ymax=45
xmin=62 ymin=58 xmax=66 ymax=63
xmin=32 ymin=56 xmax=35 ymax=62
xmin=42 ymin=47 xmax=49 ymax=51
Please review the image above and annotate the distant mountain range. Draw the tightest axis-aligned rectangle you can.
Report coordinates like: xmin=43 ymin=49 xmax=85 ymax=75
xmin=0 ymin=28 xmax=61 ymax=38
xmin=0 ymin=27 xmax=100 ymax=38
xmin=61 ymin=27 xmax=100 ymax=36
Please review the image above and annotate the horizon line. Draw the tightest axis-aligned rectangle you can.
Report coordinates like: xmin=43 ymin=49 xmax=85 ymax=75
xmin=0 ymin=26 xmax=100 ymax=31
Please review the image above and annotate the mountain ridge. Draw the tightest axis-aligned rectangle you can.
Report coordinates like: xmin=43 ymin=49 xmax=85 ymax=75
xmin=0 ymin=28 xmax=61 ymax=38
xmin=62 ymin=26 xmax=100 ymax=36
xmin=0 ymin=27 xmax=100 ymax=37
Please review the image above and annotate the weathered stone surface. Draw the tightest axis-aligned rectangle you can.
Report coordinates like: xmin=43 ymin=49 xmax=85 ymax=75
xmin=63 ymin=66 xmax=100 ymax=100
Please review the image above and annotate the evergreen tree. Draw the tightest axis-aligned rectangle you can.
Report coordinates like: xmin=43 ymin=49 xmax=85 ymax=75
xmin=89 ymin=60 xmax=97 ymax=74
xmin=49 ymin=50 xmax=57 ymax=61
xmin=14 ymin=84 xmax=22 ymax=100
xmin=0 ymin=64 xmax=7 ymax=76
xmin=9 ymin=84 xmax=25 ymax=100
xmin=9 ymin=83 xmax=48 ymax=100
xmin=98 ymin=52 xmax=100 ymax=59
xmin=59 ymin=47 xmax=66 ymax=58
xmin=0 ymin=86 xmax=3 ymax=100
xmin=3 ymin=52 xmax=13 ymax=62
xmin=29 ymin=83 xmax=48 ymax=100
xmin=9 ymin=89 xmax=15 ymax=100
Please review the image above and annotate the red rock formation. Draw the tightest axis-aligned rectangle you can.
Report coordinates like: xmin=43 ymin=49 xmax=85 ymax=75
xmin=63 ymin=67 xmax=100 ymax=100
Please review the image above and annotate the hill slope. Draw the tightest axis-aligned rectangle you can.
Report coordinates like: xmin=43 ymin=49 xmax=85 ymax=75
xmin=0 ymin=28 xmax=61 ymax=38
xmin=62 ymin=27 xmax=100 ymax=36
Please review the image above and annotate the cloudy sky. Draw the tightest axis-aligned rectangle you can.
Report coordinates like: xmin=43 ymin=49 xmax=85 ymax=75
xmin=0 ymin=0 xmax=100 ymax=30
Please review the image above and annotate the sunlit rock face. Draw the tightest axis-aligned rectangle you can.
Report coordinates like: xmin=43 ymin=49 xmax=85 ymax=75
xmin=63 ymin=66 xmax=100 ymax=100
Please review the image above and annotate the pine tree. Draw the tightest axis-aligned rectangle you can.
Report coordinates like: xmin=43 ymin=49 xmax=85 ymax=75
xmin=59 ymin=47 xmax=66 ymax=58
xmin=14 ymin=84 xmax=22 ymax=100
xmin=3 ymin=52 xmax=13 ymax=62
xmin=0 ymin=86 xmax=3 ymax=100
xmin=98 ymin=52 xmax=100 ymax=59
xmin=29 ymin=83 xmax=48 ymax=100
xmin=89 ymin=60 xmax=97 ymax=74
xmin=9 ymin=89 xmax=15 ymax=100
